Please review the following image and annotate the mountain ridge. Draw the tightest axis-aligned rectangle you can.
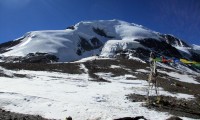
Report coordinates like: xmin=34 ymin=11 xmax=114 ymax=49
xmin=0 ymin=19 xmax=199 ymax=63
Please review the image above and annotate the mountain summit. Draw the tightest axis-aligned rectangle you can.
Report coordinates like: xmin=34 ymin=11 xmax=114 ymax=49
xmin=0 ymin=19 xmax=199 ymax=63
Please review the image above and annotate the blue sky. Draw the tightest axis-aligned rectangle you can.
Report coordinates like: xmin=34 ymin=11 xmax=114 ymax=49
xmin=0 ymin=0 xmax=200 ymax=45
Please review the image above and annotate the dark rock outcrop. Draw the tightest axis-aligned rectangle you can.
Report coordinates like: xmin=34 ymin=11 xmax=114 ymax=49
xmin=93 ymin=27 xmax=114 ymax=38
xmin=1 ymin=52 xmax=59 ymax=63
xmin=90 ymin=37 xmax=103 ymax=49
xmin=135 ymin=38 xmax=182 ymax=58
xmin=0 ymin=38 xmax=24 ymax=53
xmin=21 ymin=52 xmax=59 ymax=63
xmin=0 ymin=108 xmax=50 ymax=120
xmin=114 ymin=116 xmax=147 ymax=120
xmin=66 ymin=26 xmax=75 ymax=30
xmin=161 ymin=34 xmax=190 ymax=47
xmin=76 ymin=36 xmax=103 ymax=56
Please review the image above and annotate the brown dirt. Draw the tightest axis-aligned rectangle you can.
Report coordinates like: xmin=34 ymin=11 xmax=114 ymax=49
xmin=0 ymin=108 xmax=52 ymax=120
xmin=127 ymin=94 xmax=200 ymax=119
xmin=83 ymin=59 xmax=147 ymax=82
xmin=0 ymin=62 xmax=83 ymax=74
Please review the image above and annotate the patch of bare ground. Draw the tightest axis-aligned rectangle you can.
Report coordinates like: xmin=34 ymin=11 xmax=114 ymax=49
xmin=0 ymin=108 xmax=53 ymax=120
xmin=83 ymin=59 xmax=147 ymax=82
xmin=157 ymin=76 xmax=200 ymax=96
xmin=0 ymin=63 xmax=83 ymax=74
xmin=0 ymin=72 xmax=27 ymax=78
xmin=127 ymin=94 xmax=200 ymax=119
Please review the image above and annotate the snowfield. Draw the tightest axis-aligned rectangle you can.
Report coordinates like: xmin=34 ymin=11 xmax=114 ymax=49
xmin=0 ymin=20 xmax=162 ymax=62
xmin=0 ymin=63 xmax=196 ymax=120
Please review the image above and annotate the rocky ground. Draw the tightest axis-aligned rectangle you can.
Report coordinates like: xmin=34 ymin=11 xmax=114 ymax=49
xmin=127 ymin=94 xmax=200 ymax=119
xmin=0 ymin=58 xmax=200 ymax=120
xmin=0 ymin=108 xmax=50 ymax=120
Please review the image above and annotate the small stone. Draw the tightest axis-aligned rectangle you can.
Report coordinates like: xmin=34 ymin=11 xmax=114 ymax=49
xmin=66 ymin=116 xmax=72 ymax=120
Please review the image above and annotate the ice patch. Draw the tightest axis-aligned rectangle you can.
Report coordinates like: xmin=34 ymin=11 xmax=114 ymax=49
xmin=129 ymin=56 xmax=146 ymax=63
xmin=136 ymin=69 xmax=149 ymax=73
xmin=110 ymin=65 xmax=121 ymax=69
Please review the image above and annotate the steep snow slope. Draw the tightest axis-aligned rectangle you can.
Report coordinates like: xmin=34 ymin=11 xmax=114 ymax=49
xmin=1 ymin=20 xmax=162 ymax=62
xmin=2 ymin=30 xmax=81 ymax=62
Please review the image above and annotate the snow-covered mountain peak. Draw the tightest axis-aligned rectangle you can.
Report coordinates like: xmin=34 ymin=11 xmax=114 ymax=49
xmin=73 ymin=19 xmax=161 ymax=40
xmin=0 ymin=19 xmax=199 ymax=63
xmin=0 ymin=19 xmax=163 ymax=62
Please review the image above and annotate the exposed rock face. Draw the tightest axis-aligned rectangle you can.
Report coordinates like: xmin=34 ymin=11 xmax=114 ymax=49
xmin=161 ymin=34 xmax=190 ymax=47
xmin=130 ymin=47 xmax=151 ymax=60
xmin=21 ymin=52 xmax=59 ymax=63
xmin=160 ymin=34 xmax=200 ymax=62
xmin=76 ymin=36 xmax=103 ymax=56
xmin=135 ymin=38 xmax=182 ymax=58
xmin=92 ymin=27 xmax=114 ymax=38
xmin=66 ymin=25 xmax=75 ymax=30
xmin=90 ymin=37 xmax=103 ymax=49
xmin=1 ymin=53 xmax=58 ymax=63
xmin=0 ymin=38 xmax=23 ymax=54
xmin=114 ymin=47 xmax=150 ymax=60
xmin=0 ymin=108 xmax=49 ymax=120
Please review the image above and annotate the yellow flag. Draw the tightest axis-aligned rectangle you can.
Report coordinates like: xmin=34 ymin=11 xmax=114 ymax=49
xmin=180 ymin=59 xmax=197 ymax=64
